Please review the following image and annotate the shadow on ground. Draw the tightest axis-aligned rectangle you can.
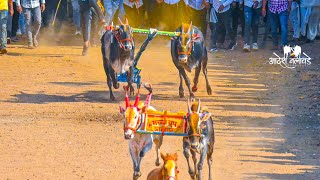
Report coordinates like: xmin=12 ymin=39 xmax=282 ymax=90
xmin=206 ymin=52 xmax=320 ymax=179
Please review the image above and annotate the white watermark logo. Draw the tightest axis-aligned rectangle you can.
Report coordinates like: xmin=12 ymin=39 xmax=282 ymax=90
xmin=268 ymin=45 xmax=311 ymax=69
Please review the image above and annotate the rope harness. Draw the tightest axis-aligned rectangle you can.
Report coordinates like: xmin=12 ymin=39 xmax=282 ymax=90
xmin=176 ymin=33 xmax=202 ymax=56
xmin=123 ymin=115 xmax=142 ymax=133
xmin=105 ymin=25 xmax=133 ymax=50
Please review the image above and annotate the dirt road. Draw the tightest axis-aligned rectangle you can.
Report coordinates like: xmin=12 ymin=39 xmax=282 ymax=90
xmin=0 ymin=36 xmax=319 ymax=179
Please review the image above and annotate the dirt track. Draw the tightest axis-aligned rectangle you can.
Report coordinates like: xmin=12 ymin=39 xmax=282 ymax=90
xmin=0 ymin=35 xmax=319 ymax=179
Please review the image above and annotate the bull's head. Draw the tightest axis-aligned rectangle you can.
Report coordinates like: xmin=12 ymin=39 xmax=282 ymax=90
xmin=161 ymin=152 xmax=179 ymax=180
xmin=185 ymin=99 xmax=211 ymax=152
xmin=116 ymin=17 xmax=134 ymax=51
xmin=120 ymin=89 xmax=142 ymax=139
xmin=173 ymin=22 xmax=202 ymax=63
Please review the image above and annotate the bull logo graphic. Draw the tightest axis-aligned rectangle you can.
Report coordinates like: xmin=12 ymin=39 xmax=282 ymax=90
xmin=283 ymin=45 xmax=291 ymax=59
xmin=292 ymin=45 xmax=301 ymax=58
xmin=283 ymin=45 xmax=302 ymax=59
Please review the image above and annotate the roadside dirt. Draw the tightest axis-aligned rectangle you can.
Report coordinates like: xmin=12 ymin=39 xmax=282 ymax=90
xmin=0 ymin=32 xmax=319 ymax=179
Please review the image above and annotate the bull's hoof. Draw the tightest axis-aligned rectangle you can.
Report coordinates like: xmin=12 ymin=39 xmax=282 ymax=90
xmin=113 ymin=82 xmax=120 ymax=89
xmin=179 ymin=91 xmax=184 ymax=98
xmin=207 ymin=86 xmax=212 ymax=95
xmin=129 ymin=86 xmax=135 ymax=96
xmin=192 ymin=86 xmax=198 ymax=92
xmin=190 ymin=173 xmax=196 ymax=180
xmin=133 ymin=172 xmax=141 ymax=180
xmin=155 ymin=159 xmax=160 ymax=166
xmin=110 ymin=95 xmax=116 ymax=101
xmin=130 ymin=90 xmax=135 ymax=96
xmin=190 ymin=93 xmax=195 ymax=100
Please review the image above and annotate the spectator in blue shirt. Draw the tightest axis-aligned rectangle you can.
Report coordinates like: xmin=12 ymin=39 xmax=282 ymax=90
xmin=16 ymin=0 xmax=46 ymax=48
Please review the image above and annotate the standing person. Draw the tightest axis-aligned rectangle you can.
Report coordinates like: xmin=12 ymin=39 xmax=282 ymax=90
xmin=79 ymin=0 xmax=105 ymax=56
xmin=184 ymin=0 xmax=208 ymax=38
xmin=9 ymin=0 xmax=19 ymax=42
xmin=71 ymin=0 xmax=81 ymax=35
xmin=299 ymin=0 xmax=320 ymax=42
xmin=243 ymin=0 xmax=262 ymax=51
xmin=207 ymin=0 xmax=219 ymax=52
xmin=207 ymin=0 xmax=236 ymax=50
xmin=231 ymin=0 xmax=241 ymax=46
xmin=16 ymin=0 xmax=46 ymax=48
xmin=42 ymin=0 xmax=67 ymax=34
xmin=17 ymin=12 xmax=26 ymax=36
xmin=262 ymin=0 xmax=292 ymax=50
xmin=1 ymin=0 xmax=13 ymax=54
xmin=289 ymin=0 xmax=300 ymax=43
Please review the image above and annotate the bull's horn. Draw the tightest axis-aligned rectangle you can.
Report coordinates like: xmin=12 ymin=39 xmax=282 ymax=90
xmin=118 ymin=17 xmax=124 ymax=25
xmin=125 ymin=18 xmax=129 ymax=25
xmin=187 ymin=21 xmax=192 ymax=34
xmin=197 ymin=99 xmax=201 ymax=113
xmin=187 ymin=98 xmax=192 ymax=113
xmin=125 ymin=92 xmax=130 ymax=108
xmin=134 ymin=89 xmax=140 ymax=107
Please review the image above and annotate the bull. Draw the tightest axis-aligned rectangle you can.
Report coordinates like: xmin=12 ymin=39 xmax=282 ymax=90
xmin=101 ymin=18 xmax=135 ymax=100
xmin=171 ymin=22 xmax=212 ymax=98
xmin=120 ymin=83 xmax=163 ymax=180
xmin=183 ymin=99 xmax=215 ymax=180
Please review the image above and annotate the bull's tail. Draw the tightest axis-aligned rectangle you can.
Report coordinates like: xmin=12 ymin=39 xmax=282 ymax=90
xmin=101 ymin=33 xmax=107 ymax=63
xmin=101 ymin=32 xmax=111 ymax=79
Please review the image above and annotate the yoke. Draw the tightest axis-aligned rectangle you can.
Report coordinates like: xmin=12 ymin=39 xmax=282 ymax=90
xmin=137 ymin=110 xmax=188 ymax=136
